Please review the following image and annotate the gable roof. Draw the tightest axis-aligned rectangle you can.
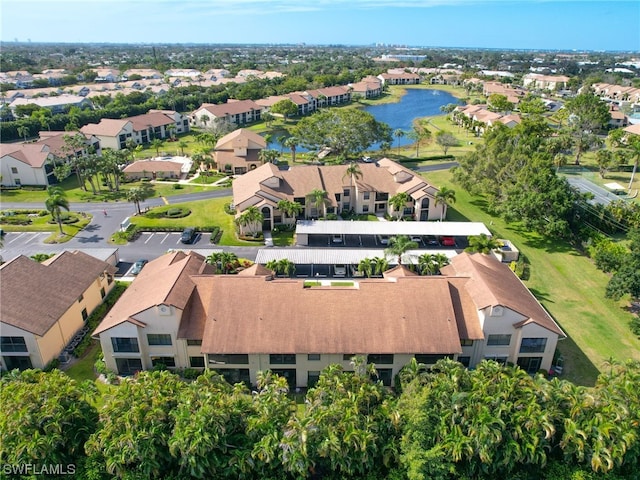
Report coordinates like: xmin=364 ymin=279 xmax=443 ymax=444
xmin=92 ymin=251 xmax=210 ymax=336
xmin=81 ymin=118 xmax=130 ymax=137
xmin=216 ymin=128 xmax=266 ymax=150
xmin=197 ymin=99 xmax=262 ymax=117
xmin=0 ymin=252 xmax=116 ymax=336
xmin=441 ymin=253 xmax=565 ymax=337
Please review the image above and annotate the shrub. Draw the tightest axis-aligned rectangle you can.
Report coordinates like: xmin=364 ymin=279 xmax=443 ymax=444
xmin=173 ymin=183 xmax=183 ymax=189
xmin=43 ymin=358 xmax=60 ymax=372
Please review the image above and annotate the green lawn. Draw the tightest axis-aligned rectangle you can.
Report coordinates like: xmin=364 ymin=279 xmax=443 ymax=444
xmin=129 ymin=196 xmax=258 ymax=246
xmin=0 ymin=209 xmax=92 ymax=243
xmin=425 ymin=169 xmax=640 ymax=386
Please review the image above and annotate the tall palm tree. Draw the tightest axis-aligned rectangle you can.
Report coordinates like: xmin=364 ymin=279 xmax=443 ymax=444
xmin=126 ymin=185 xmax=153 ymax=215
xmin=45 ymin=186 xmax=70 ymax=235
xmin=465 ymin=234 xmax=503 ymax=254
xmin=259 ymin=149 xmax=279 ymax=164
xmin=343 ymin=162 xmax=363 ymax=195
xmin=177 ymin=140 xmax=188 ymax=156
xmin=394 ymin=129 xmax=405 ymax=152
xmin=435 ymin=186 xmax=456 ymax=221
xmin=372 ymin=257 xmax=389 ymax=276
xmin=385 ymin=235 xmax=418 ymax=265
xmin=17 ymin=125 xmax=30 ymax=142
xmin=307 ymin=189 xmax=330 ymax=218
xmin=284 ymin=136 xmax=299 ymax=163
xmin=388 ymin=192 xmax=410 ymax=221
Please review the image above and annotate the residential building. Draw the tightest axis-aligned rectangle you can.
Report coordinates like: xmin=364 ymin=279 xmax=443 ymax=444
xmin=304 ymin=86 xmax=352 ymax=108
xmin=9 ymin=94 xmax=93 ymax=115
xmin=81 ymin=110 xmax=188 ymax=150
xmin=522 ymin=73 xmax=570 ymax=91
xmin=190 ymin=100 xmax=262 ymax=128
xmin=93 ymin=251 xmax=564 ymax=385
xmin=0 ymin=131 xmax=99 ymax=187
xmin=122 ymin=159 xmax=183 ymax=180
xmin=213 ymin=128 xmax=266 ymax=175
xmin=232 ymin=158 xmax=446 ymax=230
xmin=1 ymin=251 xmax=117 ymax=371
xmin=377 ymin=73 xmax=421 ymax=85
xmin=349 ymin=76 xmax=383 ymax=99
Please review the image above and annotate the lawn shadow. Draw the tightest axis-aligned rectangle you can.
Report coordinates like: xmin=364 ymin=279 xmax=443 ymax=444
xmin=556 ymin=335 xmax=601 ymax=387
xmin=528 ymin=288 xmax=553 ymax=304
xmin=508 ymin=223 xmax=577 ymax=255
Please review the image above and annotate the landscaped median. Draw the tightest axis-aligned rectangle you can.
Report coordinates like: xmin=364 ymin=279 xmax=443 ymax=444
xmin=118 ymin=196 xmax=262 ymax=246
xmin=0 ymin=208 xmax=92 ymax=243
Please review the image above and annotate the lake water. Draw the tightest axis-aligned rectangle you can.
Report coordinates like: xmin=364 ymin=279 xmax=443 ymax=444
xmin=267 ymin=88 xmax=460 ymax=152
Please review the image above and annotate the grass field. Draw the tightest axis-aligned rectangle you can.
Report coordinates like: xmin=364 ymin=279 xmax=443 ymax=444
xmin=425 ymin=169 xmax=640 ymax=386
xmin=129 ymin=196 xmax=258 ymax=246
xmin=0 ymin=209 xmax=92 ymax=243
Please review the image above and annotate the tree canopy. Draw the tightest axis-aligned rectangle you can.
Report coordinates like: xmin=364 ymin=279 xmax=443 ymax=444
xmin=292 ymin=108 xmax=392 ymax=160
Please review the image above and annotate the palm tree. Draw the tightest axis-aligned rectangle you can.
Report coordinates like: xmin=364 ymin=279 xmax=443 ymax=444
xmin=17 ymin=125 xmax=30 ymax=142
xmin=385 ymin=235 xmax=418 ymax=265
xmin=177 ymin=140 xmax=188 ymax=156
xmin=357 ymin=258 xmax=374 ymax=278
xmin=307 ymin=189 xmax=330 ymax=218
xmin=277 ymin=199 xmax=303 ymax=223
xmin=418 ymin=253 xmax=450 ymax=275
xmin=259 ymin=149 xmax=279 ymax=165
xmin=235 ymin=206 xmax=263 ymax=235
xmin=434 ymin=186 xmax=456 ymax=221
xmin=388 ymin=192 xmax=410 ymax=221
xmin=343 ymin=162 xmax=363 ymax=196
xmin=371 ymin=257 xmax=389 ymax=276
xmin=394 ymin=129 xmax=405 ymax=152
xmin=150 ymin=139 xmax=164 ymax=157
xmin=465 ymin=234 xmax=503 ymax=254
xmin=277 ymin=258 xmax=295 ymax=277
xmin=126 ymin=185 xmax=153 ymax=215
xmin=45 ymin=186 xmax=70 ymax=235
xmin=283 ymin=136 xmax=299 ymax=163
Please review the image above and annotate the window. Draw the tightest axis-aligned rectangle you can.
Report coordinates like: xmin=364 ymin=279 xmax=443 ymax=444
xmin=294 ymin=197 xmax=306 ymax=206
xmin=11 ymin=167 xmax=18 ymax=174
xmin=460 ymin=339 xmax=473 ymax=347
xmin=484 ymin=355 xmax=508 ymax=365
xmin=217 ymin=368 xmax=251 ymax=386
xmin=308 ymin=371 xmax=321 ymax=387
xmin=367 ymin=354 xmax=394 ymax=364
xmin=270 ymin=354 xmax=296 ymax=365
xmin=3 ymin=356 xmax=33 ymax=370
xmin=100 ymin=287 xmax=106 ymax=299
xmin=187 ymin=339 xmax=202 ymax=346
xmin=363 ymin=192 xmax=370 ymax=200
xmin=147 ymin=334 xmax=172 ymax=346
xmin=151 ymin=356 xmax=176 ymax=368
xmin=190 ymin=356 xmax=205 ymax=368
xmin=209 ymin=354 xmax=249 ymax=364
xmin=517 ymin=356 xmax=542 ymax=374
xmin=343 ymin=189 xmax=350 ymax=197
xmin=403 ymin=207 xmax=413 ymax=215
xmin=308 ymin=354 xmax=321 ymax=361
xmin=335 ymin=193 xmax=341 ymax=201
xmin=343 ymin=354 xmax=356 ymax=361
xmin=362 ymin=205 xmax=369 ymax=213
xmin=1 ymin=336 xmax=28 ymax=353
xmin=415 ymin=354 xmax=452 ymax=364
xmin=519 ymin=338 xmax=547 ymax=353
xmin=14 ymin=179 xmax=21 ymax=186
xmin=115 ymin=358 xmax=142 ymax=375
xmin=487 ymin=334 xmax=511 ymax=346
xmin=111 ymin=337 xmax=139 ymax=353
xmin=457 ymin=356 xmax=471 ymax=367
xmin=81 ymin=308 xmax=88 ymax=321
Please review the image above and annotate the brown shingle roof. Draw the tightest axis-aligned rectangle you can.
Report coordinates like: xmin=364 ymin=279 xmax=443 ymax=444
xmin=123 ymin=160 xmax=182 ymax=174
xmin=92 ymin=251 xmax=207 ymax=336
xmin=81 ymin=118 xmax=130 ymax=137
xmin=198 ymin=276 xmax=463 ymax=355
xmin=198 ymin=100 xmax=262 ymax=117
xmin=1 ymin=252 xmax=116 ymax=336
xmin=441 ymin=253 xmax=565 ymax=337
xmin=128 ymin=111 xmax=175 ymax=131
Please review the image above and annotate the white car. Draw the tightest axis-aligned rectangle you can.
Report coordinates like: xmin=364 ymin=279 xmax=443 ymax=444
xmin=378 ymin=235 xmax=390 ymax=245
xmin=410 ymin=236 xmax=422 ymax=243
xmin=332 ymin=234 xmax=343 ymax=243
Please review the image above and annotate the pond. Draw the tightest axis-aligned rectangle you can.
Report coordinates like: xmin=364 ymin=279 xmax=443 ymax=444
xmin=267 ymin=88 xmax=461 ymax=153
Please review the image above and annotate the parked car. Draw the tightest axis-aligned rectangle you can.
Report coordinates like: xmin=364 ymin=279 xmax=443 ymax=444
xmin=334 ymin=264 xmax=347 ymax=277
xmin=332 ymin=234 xmax=343 ymax=243
xmin=425 ymin=235 xmax=439 ymax=246
xmin=131 ymin=259 xmax=148 ymax=275
xmin=180 ymin=227 xmax=197 ymax=244
xmin=362 ymin=156 xmax=373 ymax=163
xmin=410 ymin=235 xmax=422 ymax=243
xmin=378 ymin=235 xmax=390 ymax=245
xmin=440 ymin=236 xmax=456 ymax=247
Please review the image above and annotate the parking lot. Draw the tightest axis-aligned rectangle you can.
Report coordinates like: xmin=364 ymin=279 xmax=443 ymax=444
xmin=134 ymin=231 xmax=212 ymax=248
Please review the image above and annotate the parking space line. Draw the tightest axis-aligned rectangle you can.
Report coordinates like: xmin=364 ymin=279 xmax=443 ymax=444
xmin=8 ymin=232 xmax=28 ymax=244
xmin=159 ymin=233 xmax=171 ymax=244
xmin=24 ymin=233 xmax=44 ymax=244
xmin=143 ymin=233 xmax=153 ymax=244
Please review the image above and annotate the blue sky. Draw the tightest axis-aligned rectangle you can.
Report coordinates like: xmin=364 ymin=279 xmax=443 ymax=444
xmin=1 ymin=0 xmax=638 ymax=51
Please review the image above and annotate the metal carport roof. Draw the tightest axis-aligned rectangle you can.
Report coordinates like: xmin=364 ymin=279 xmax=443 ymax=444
xmin=295 ymin=220 xmax=491 ymax=236
xmin=255 ymin=248 xmax=458 ymax=265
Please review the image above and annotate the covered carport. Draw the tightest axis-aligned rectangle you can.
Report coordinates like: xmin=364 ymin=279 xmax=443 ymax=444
xmin=255 ymin=248 xmax=459 ymax=278
xmin=294 ymin=220 xmax=491 ymax=247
